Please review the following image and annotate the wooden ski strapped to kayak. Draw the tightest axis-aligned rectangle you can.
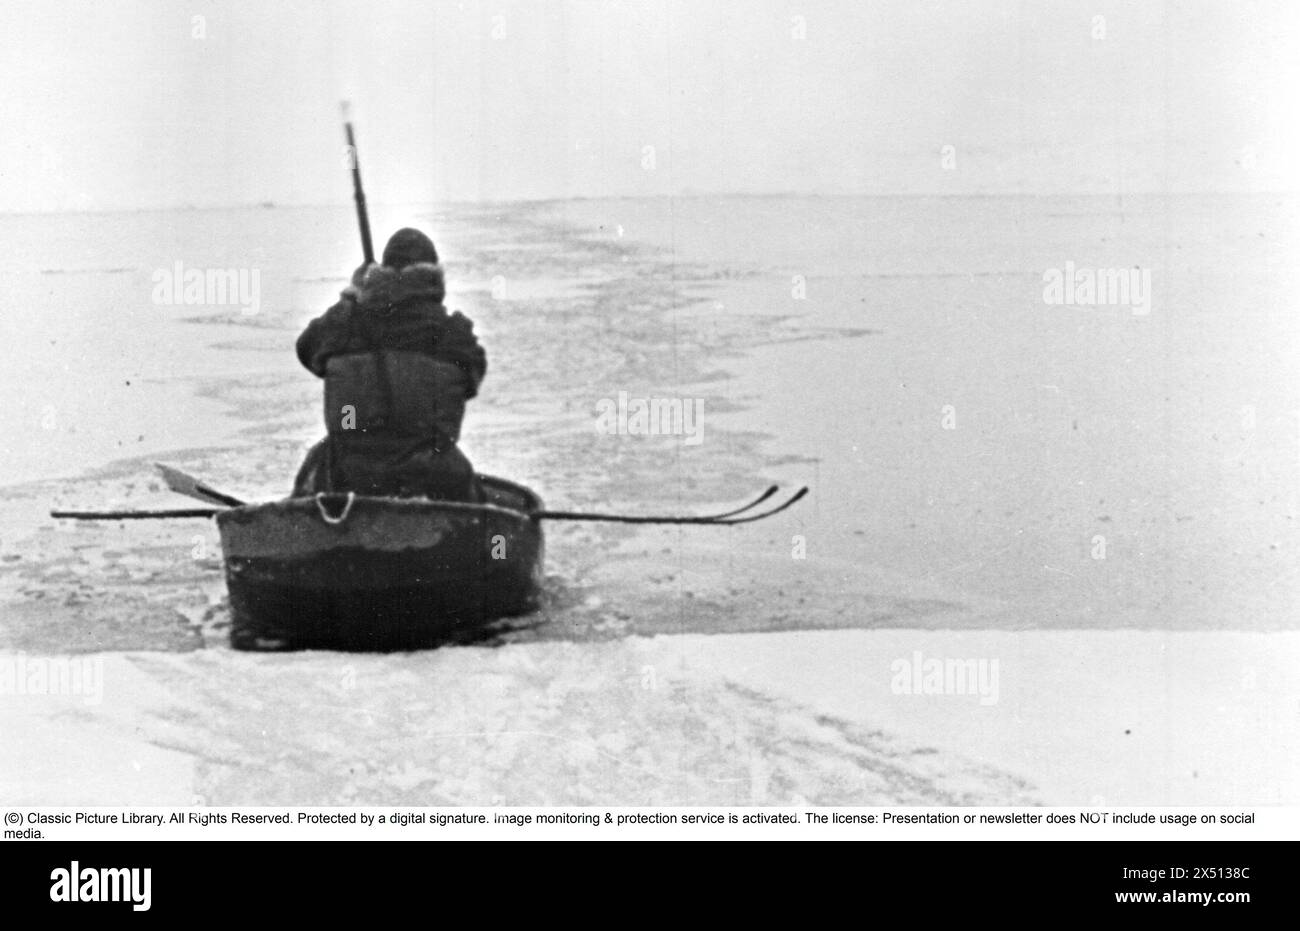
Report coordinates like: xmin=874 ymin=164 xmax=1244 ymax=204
xmin=52 ymin=466 xmax=807 ymax=526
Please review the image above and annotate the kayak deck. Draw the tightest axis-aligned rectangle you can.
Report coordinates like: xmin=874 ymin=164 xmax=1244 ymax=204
xmin=215 ymin=475 xmax=544 ymax=651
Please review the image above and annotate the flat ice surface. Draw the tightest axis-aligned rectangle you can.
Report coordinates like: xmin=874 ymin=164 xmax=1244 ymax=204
xmin=3 ymin=630 xmax=1295 ymax=805
xmin=1 ymin=195 xmax=1296 ymax=805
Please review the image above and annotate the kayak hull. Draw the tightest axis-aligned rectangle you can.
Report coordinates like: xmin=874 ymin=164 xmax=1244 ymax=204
xmin=215 ymin=476 xmax=543 ymax=651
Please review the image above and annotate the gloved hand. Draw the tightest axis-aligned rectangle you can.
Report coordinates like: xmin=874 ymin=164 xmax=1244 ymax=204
xmin=350 ymin=262 xmax=378 ymax=287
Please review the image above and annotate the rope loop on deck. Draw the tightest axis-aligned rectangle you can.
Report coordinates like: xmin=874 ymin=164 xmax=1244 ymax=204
xmin=315 ymin=491 xmax=356 ymax=525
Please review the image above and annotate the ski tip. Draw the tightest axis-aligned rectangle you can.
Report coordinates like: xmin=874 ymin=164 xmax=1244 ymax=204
xmin=711 ymin=485 xmax=810 ymax=525
xmin=744 ymin=485 xmax=780 ymax=508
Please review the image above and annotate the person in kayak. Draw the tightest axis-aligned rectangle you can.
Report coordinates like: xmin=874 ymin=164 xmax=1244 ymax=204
xmin=292 ymin=227 xmax=486 ymax=501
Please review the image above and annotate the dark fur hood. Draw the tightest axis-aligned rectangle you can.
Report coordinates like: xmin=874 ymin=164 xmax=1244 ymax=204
xmin=342 ymin=262 xmax=446 ymax=309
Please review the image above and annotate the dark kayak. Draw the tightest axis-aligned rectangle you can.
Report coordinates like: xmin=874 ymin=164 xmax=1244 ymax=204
xmin=53 ymin=467 xmax=803 ymax=652
xmin=215 ymin=475 xmax=543 ymax=651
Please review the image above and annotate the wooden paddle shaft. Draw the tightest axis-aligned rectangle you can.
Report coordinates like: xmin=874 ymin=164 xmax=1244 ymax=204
xmin=341 ymin=102 xmax=374 ymax=264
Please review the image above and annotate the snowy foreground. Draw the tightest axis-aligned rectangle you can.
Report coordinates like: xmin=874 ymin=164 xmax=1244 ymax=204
xmin=1 ymin=195 xmax=1296 ymax=807
xmin=3 ymin=630 xmax=1296 ymax=806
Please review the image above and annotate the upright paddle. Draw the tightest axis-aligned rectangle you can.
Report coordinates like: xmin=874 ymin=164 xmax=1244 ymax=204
xmin=341 ymin=101 xmax=374 ymax=264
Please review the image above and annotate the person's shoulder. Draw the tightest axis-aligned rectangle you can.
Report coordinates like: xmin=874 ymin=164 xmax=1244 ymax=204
xmin=314 ymin=293 xmax=359 ymax=326
xmin=297 ymin=294 xmax=357 ymax=360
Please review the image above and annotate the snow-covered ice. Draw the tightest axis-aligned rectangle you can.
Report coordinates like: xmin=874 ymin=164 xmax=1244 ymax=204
xmin=2 ymin=194 xmax=1296 ymax=805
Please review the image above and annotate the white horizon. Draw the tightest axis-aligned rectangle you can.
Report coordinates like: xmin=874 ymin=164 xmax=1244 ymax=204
xmin=2 ymin=0 xmax=1297 ymax=212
